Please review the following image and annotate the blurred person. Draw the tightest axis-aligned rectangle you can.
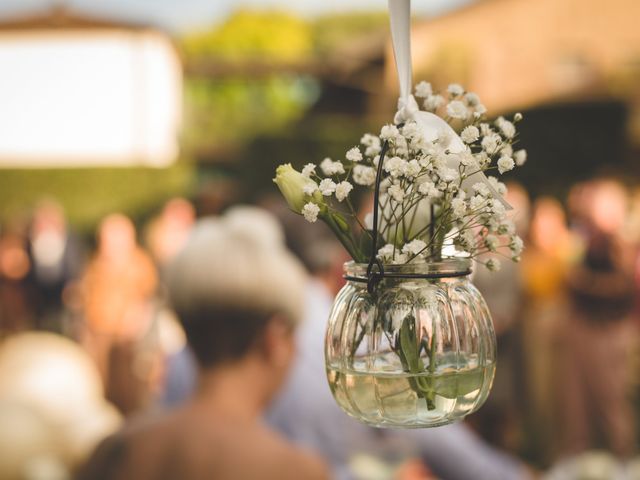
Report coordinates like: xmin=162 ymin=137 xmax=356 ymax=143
xmin=0 ymin=332 xmax=121 ymax=479
xmin=27 ymin=199 xmax=85 ymax=332
xmin=77 ymin=207 xmax=329 ymax=480
xmin=519 ymin=196 xmax=580 ymax=462
xmin=266 ymin=201 xmax=532 ymax=480
xmin=80 ymin=214 xmax=158 ymax=415
xmin=143 ymin=198 xmax=198 ymax=407
xmin=0 ymin=217 xmax=35 ymax=335
xmin=559 ymin=179 xmax=637 ymax=457
xmin=471 ymin=182 xmax=530 ymax=452
xmin=144 ymin=197 xmax=196 ymax=271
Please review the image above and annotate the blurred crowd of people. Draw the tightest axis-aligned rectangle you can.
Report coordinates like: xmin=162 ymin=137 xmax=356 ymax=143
xmin=1 ymin=176 xmax=640 ymax=479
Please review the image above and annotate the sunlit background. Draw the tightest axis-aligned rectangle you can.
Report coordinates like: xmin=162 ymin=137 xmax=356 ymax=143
xmin=0 ymin=0 xmax=639 ymax=478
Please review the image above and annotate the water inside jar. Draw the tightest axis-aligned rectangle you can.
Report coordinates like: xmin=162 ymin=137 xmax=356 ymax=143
xmin=326 ymin=355 xmax=495 ymax=428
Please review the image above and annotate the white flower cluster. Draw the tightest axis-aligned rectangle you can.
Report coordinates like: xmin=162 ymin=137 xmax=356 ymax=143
xmin=276 ymin=83 xmax=527 ymax=270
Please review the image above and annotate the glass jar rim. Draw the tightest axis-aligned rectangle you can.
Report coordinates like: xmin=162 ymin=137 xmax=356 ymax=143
xmin=344 ymin=257 xmax=472 ymax=279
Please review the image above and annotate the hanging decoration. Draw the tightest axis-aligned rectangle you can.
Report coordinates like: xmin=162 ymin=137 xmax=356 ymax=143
xmin=274 ymin=0 xmax=526 ymax=428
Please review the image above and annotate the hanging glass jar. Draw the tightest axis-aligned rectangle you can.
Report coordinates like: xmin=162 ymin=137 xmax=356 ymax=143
xmin=325 ymin=259 xmax=496 ymax=428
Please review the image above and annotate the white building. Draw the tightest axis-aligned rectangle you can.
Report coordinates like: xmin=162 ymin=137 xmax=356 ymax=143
xmin=0 ymin=7 xmax=182 ymax=168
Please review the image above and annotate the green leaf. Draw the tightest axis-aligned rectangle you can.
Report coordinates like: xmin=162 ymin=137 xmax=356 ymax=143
xmin=399 ymin=314 xmax=422 ymax=374
xmin=433 ymin=368 xmax=486 ymax=399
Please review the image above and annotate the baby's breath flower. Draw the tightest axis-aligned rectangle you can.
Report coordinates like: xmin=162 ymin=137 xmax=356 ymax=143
xmin=447 ymin=83 xmax=465 ymax=96
xmin=415 ymin=81 xmax=433 ymax=98
xmin=473 ymin=182 xmax=491 ymax=197
xmin=319 ymin=157 xmax=333 ymax=175
xmin=514 ymin=112 xmax=523 ymax=122
xmin=380 ymin=124 xmax=400 ymax=141
xmin=403 ymin=159 xmax=422 ymax=178
xmin=451 ymin=152 xmax=470 ymax=169
xmin=377 ymin=244 xmax=395 ymax=261
xmin=470 ymin=194 xmax=486 ymax=212
xmin=497 ymin=156 xmax=515 ymax=174
xmin=353 ymin=165 xmax=376 ymax=186
xmin=401 ymin=121 xmax=420 ymax=140
xmin=474 ymin=104 xmax=487 ymax=117
xmin=388 ymin=184 xmax=405 ymax=203
xmin=497 ymin=219 xmax=516 ymax=236
xmin=491 ymin=200 xmax=507 ymax=219
xmin=346 ymin=147 xmax=363 ymax=162
xmin=484 ymin=235 xmax=499 ymax=252
xmin=451 ymin=197 xmax=467 ymax=218
xmin=479 ymin=123 xmax=492 ymax=136
xmin=496 ymin=117 xmax=516 ymax=139
xmin=487 ymin=176 xmax=507 ymax=196
xmin=464 ymin=92 xmax=480 ymax=106
xmin=365 ymin=144 xmax=381 ymax=157
xmin=394 ymin=136 xmax=409 ymax=156
xmin=438 ymin=167 xmax=459 ymax=183
xmin=393 ymin=253 xmax=409 ymax=264
xmin=418 ymin=181 xmax=441 ymax=198
xmin=301 ymin=163 xmax=316 ymax=178
xmin=302 ymin=182 xmax=318 ymax=196
xmin=319 ymin=158 xmax=345 ymax=176
xmin=510 ymin=235 xmax=524 ymax=255
xmin=514 ymin=149 xmax=527 ymax=166
xmin=423 ymin=94 xmax=444 ymax=112
xmin=500 ymin=144 xmax=513 ymax=158
xmin=486 ymin=218 xmax=500 ymax=233
xmin=302 ymin=202 xmax=320 ymax=223
xmin=360 ymin=133 xmax=378 ymax=147
xmin=402 ymin=239 xmax=427 ymax=257
xmin=461 ymin=125 xmax=480 ymax=144
xmin=335 ymin=181 xmax=353 ymax=202
xmin=384 ymin=156 xmax=407 ymax=178
xmin=318 ymin=178 xmax=337 ymax=196
xmin=481 ymin=133 xmax=502 ymax=155
xmin=455 ymin=230 xmax=476 ymax=251
xmin=474 ymin=152 xmax=490 ymax=167
xmin=446 ymin=100 xmax=468 ymax=120
xmin=485 ymin=258 xmax=501 ymax=272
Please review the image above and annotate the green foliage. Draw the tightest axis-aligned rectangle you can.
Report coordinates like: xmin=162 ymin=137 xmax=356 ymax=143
xmin=179 ymin=10 xmax=389 ymax=157
xmin=312 ymin=12 xmax=388 ymax=56
xmin=182 ymin=75 xmax=319 ymax=155
xmin=0 ymin=163 xmax=195 ymax=232
xmin=181 ymin=10 xmax=312 ymax=62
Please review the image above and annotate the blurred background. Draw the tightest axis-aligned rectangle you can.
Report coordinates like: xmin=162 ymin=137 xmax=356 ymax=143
xmin=0 ymin=0 xmax=639 ymax=478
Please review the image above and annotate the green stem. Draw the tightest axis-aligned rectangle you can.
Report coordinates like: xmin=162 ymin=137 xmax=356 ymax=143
xmin=323 ymin=213 xmax=366 ymax=263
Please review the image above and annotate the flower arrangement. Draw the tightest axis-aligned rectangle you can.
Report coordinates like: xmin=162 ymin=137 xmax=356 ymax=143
xmin=274 ymin=82 xmax=526 ymax=270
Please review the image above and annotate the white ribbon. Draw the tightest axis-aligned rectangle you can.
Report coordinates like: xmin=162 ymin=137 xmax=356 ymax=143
xmin=387 ymin=0 xmax=510 ymax=208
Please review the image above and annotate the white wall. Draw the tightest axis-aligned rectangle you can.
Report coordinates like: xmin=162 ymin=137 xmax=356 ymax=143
xmin=0 ymin=29 xmax=182 ymax=167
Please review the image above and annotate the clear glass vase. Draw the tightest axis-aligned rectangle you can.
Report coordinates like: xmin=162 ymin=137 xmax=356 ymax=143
xmin=325 ymin=259 xmax=497 ymax=428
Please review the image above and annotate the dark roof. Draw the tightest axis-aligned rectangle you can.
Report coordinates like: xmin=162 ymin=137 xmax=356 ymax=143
xmin=0 ymin=4 xmax=151 ymax=32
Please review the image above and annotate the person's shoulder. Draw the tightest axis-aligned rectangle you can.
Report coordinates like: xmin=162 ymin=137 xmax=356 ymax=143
xmin=76 ymin=409 xmax=175 ymax=480
xmin=252 ymin=423 xmax=330 ymax=480
xmin=76 ymin=428 xmax=129 ymax=480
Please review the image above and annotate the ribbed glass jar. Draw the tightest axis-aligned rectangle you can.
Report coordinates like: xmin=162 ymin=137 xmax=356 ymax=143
xmin=325 ymin=259 xmax=496 ymax=428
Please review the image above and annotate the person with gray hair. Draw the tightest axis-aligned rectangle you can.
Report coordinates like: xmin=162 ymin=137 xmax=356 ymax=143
xmin=78 ymin=207 xmax=329 ymax=480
